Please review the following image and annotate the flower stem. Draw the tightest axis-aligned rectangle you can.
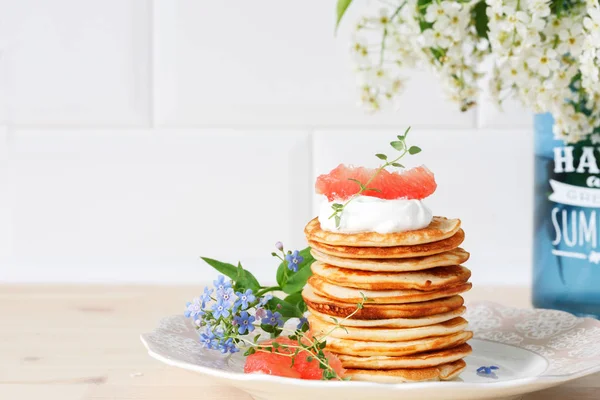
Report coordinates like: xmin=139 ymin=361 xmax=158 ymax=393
xmin=256 ymin=286 xmax=281 ymax=297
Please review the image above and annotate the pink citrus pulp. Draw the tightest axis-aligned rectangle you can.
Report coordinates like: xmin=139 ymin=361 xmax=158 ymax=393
xmin=244 ymin=337 xmax=345 ymax=380
xmin=315 ymin=164 xmax=437 ymax=201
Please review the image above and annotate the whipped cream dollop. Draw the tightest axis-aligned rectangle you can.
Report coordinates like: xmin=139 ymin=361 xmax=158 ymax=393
xmin=318 ymin=196 xmax=432 ymax=234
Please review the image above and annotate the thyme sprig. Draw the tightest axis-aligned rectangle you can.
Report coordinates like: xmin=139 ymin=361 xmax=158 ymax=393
xmin=243 ymin=293 xmax=368 ymax=380
xmin=328 ymin=127 xmax=422 ymax=228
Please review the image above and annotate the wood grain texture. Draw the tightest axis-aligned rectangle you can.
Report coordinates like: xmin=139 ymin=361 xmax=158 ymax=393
xmin=0 ymin=285 xmax=597 ymax=400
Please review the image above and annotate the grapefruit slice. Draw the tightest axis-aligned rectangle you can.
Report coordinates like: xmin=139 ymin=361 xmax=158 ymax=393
xmin=244 ymin=351 xmax=301 ymax=379
xmin=244 ymin=338 xmax=299 ymax=378
xmin=244 ymin=337 xmax=345 ymax=380
xmin=315 ymin=164 xmax=436 ymax=201
xmin=293 ymin=350 xmax=345 ymax=380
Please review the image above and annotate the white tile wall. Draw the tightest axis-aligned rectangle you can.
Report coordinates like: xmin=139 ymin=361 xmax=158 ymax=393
xmin=152 ymin=0 xmax=475 ymax=128
xmin=0 ymin=2 xmax=536 ymax=285
xmin=0 ymin=0 xmax=151 ymax=126
xmin=3 ymin=129 xmax=311 ymax=283
xmin=0 ymin=127 xmax=9 ymax=271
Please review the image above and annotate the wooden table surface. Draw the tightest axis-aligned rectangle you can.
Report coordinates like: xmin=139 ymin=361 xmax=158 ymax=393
xmin=1 ymin=285 xmax=598 ymax=400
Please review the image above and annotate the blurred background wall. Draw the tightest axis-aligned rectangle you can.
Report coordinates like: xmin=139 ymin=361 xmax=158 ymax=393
xmin=0 ymin=0 xmax=532 ymax=285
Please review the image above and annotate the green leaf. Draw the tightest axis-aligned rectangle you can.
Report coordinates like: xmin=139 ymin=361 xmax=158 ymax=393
xmin=268 ymin=297 xmax=303 ymax=319
xmin=347 ymin=178 xmax=365 ymax=190
xmin=201 ymin=257 xmax=238 ymax=280
xmin=430 ymin=47 xmax=446 ymax=62
xmin=335 ymin=0 xmax=354 ymax=31
xmin=472 ymin=0 xmax=489 ymax=40
xmin=417 ymin=0 xmax=433 ymax=17
xmin=331 ymin=203 xmax=344 ymax=210
xmin=261 ymin=323 xmax=276 ymax=334
xmin=391 ymin=162 xmax=404 ymax=168
xmin=375 ymin=153 xmax=387 ymax=160
xmin=282 ymin=261 xmax=314 ymax=294
xmin=390 ymin=141 xmax=405 ymax=151
xmin=276 ymin=260 xmax=286 ymax=287
xmin=238 ymin=262 xmax=261 ymax=291
xmin=201 ymin=257 xmax=261 ymax=291
xmin=335 ymin=214 xmax=341 ymax=228
xmin=408 ymin=146 xmax=422 ymax=155
xmin=364 ymin=187 xmax=382 ymax=193
xmin=554 ymin=0 xmax=565 ymax=17
xmin=236 ymin=261 xmax=244 ymax=281
xmin=285 ymin=292 xmax=306 ymax=311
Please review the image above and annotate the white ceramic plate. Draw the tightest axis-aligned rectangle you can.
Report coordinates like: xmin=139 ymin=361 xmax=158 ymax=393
xmin=141 ymin=302 xmax=600 ymax=400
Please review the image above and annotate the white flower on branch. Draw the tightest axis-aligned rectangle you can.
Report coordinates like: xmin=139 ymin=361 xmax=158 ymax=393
xmin=346 ymin=0 xmax=600 ymax=141
xmin=527 ymin=49 xmax=560 ymax=77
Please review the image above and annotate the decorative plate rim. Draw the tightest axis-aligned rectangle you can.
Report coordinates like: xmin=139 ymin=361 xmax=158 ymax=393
xmin=141 ymin=301 xmax=600 ymax=391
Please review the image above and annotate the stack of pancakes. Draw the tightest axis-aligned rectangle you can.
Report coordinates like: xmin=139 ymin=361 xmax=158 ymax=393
xmin=302 ymin=216 xmax=473 ymax=383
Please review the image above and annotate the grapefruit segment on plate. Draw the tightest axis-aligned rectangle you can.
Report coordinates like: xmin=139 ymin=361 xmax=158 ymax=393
xmin=244 ymin=337 xmax=345 ymax=380
xmin=315 ymin=164 xmax=436 ymax=202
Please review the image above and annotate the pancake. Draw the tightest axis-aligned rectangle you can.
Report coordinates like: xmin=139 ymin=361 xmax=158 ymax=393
xmin=311 ymin=261 xmax=471 ymax=291
xmin=304 ymin=216 xmax=461 ymax=247
xmin=308 ymin=276 xmax=472 ymax=304
xmin=308 ymin=229 xmax=465 ymax=259
xmin=311 ymin=248 xmax=470 ymax=272
xmin=344 ymin=360 xmax=467 ymax=382
xmin=302 ymin=285 xmax=465 ymax=319
xmin=337 ymin=344 xmax=472 ymax=370
xmin=307 ymin=306 xmax=466 ymax=328
xmin=309 ymin=315 xmax=468 ymax=342
xmin=324 ymin=331 xmax=473 ymax=356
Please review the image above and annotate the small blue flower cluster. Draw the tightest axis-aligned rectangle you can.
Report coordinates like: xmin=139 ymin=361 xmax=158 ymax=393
xmin=285 ymin=250 xmax=304 ymax=272
xmin=477 ymin=365 xmax=499 ymax=376
xmin=184 ymin=275 xmax=285 ymax=354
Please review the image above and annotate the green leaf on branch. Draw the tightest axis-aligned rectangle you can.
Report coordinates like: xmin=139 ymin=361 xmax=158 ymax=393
xmin=408 ymin=146 xmax=422 ymax=155
xmin=237 ymin=262 xmax=261 ymax=291
xmin=335 ymin=0 xmax=354 ymax=31
xmin=472 ymin=0 xmax=489 ymax=40
xmin=390 ymin=141 xmax=405 ymax=151
xmin=331 ymin=203 xmax=344 ymax=211
xmin=276 ymin=260 xmax=286 ymax=287
xmin=391 ymin=162 xmax=404 ymax=168
xmin=200 ymin=257 xmax=260 ymax=291
xmin=285 ymin=292 xmax=307 ymax=312
xmin=268 ymin=297 xmax=303 ymax=319
xmin=201 ymin=257 xmax=237 ymax=280
xmin=348 ymin=178 xmax=366 ymax=190
xmin=282 ymin=262 xmax=314 ymax=294
xmin=375 ymin=153 xmax=387 ymax=160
